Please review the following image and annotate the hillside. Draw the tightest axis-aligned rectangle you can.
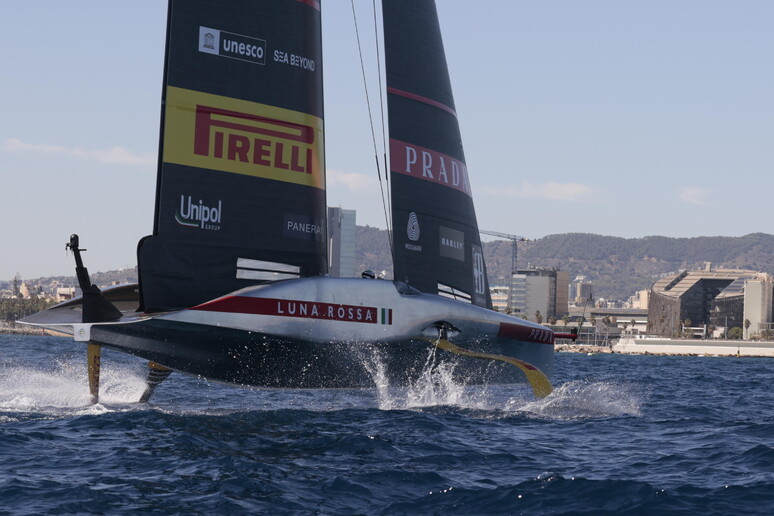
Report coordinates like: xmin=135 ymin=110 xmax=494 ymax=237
xmin=10 ymin=231 xmax=774 ymax=304
xmin=355 ymin=230 xmax=774 ymax=301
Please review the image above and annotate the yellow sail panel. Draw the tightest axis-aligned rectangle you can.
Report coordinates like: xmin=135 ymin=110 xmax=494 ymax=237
xmin=163 ymin=86 xmax=324 ymax=190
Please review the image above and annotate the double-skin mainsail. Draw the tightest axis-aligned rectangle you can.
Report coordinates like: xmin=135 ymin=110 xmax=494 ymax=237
xmin=384 ymin=1 xmax=492 ymax=308
xmin=138 ymin=0 xmax=326 ymax=312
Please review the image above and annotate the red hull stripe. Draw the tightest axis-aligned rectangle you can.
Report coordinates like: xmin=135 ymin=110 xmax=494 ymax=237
xmin=387 ymin=87 xmax=457 ymax=118
xmin=191 ymin=296 xmax=390 ymax=325
xmin=498 ymin=322 xmax=554 ymax=345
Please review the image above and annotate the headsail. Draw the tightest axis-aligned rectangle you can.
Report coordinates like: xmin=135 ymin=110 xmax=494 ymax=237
xmin=383 ymin=0 xmax=492 ymax=308
xmin=138 ymin=0 xmax=326 ymax=311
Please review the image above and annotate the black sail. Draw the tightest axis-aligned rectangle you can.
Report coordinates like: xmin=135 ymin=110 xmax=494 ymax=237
xmin=383 ymin=0 xmax=492 ymax=308
xmin=138 ymin=0 xmax=326 ymax=311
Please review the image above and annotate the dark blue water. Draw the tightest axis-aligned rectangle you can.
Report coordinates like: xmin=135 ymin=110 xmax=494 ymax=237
xmin=1 ymin=334 xmax=772 ymax=515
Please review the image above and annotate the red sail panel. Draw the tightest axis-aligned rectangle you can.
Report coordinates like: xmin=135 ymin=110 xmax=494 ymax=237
xmin=138 ymin=0 xmax=325 ymax=311
xmin=383 ymin=0 xmax=491 ymax=308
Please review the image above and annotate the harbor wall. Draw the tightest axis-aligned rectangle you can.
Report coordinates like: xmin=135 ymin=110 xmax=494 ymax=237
xmin=613 ymin=337 xmax=774 ymax=357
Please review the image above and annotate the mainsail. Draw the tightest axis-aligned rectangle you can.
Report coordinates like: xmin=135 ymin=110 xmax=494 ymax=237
xmin=383 ymin=0 xmax=492 ymax=308
xmin=138 ymin=0 xmax=326 ymax=311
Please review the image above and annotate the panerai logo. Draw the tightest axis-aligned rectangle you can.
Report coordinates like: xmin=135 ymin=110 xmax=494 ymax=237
xmin=176 ymin=195 xmax=222 ymax=231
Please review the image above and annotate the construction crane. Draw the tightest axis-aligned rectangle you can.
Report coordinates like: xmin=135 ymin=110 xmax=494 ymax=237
xmin=479 ymin=230 xmax=527 ymax=274
xmin=480 ymin=230 xmax=527 ymax=314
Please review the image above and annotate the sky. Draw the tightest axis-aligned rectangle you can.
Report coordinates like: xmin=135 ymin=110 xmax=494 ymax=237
xmin=2 ymin=1 xmax=772 ymax=280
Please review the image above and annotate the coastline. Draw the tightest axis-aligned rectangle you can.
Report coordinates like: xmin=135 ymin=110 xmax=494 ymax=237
xmin=4 ymin=327 xmax=773 ymax=358
xmin=0 ymin=324 xmax=68 ymax=337
xmin=612 ymin=336 xmax=774 ymax=357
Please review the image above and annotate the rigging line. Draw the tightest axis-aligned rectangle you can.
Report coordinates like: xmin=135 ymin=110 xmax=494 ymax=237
xmin=370 ymin=0 xmax=394 ymax=261
xmin=350 ymin=0 xmax=392 ymax=243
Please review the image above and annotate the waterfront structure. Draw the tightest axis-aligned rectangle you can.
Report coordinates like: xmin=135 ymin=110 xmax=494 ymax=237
xmin=648 ymin=267 xmax=773 ymax=338
xmin=614 ymin=336 xmax=774 ymax=357
xmin=327 ymin=207 xmax=357 ymax=278
xmin=743 ymin=277 xmax=773 ymax=338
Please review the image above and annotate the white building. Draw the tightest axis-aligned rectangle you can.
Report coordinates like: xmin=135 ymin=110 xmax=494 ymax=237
xmin=511 ymin=274 xmax=550 ymax=321
xmin=743 ymin=276 xmax=774 ymax=339
xmin=489 ymin=285 xmax=509 ymax=312
xmin=327 ymin=207 xmax=357 ymax=278
xmin=510 ymin=267 xmax=568 ymax=320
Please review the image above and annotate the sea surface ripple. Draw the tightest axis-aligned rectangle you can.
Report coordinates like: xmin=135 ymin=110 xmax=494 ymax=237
xmin=1 ymin=334 xmax=773 ymax=515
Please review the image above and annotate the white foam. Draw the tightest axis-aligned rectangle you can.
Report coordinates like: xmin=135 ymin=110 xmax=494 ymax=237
xmin=509 ymin=380 xmax=645 ymax=420
xmin=359 ymin=347 xmax=645 ymax=418
xmin=0 ymin=359 xmax=147 ymax=415
xmin=361 ymin=347 xmax=497 ymax=411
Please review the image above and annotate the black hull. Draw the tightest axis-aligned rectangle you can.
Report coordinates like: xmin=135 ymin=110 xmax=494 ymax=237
xmin=91 ymin=320 xmax=553 ymax=389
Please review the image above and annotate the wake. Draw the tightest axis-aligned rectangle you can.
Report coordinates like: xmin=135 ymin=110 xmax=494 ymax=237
xmin=0 ymin=359 xmax=147 ymax=415
xmin=361 ymin=348 xmax=644 ymax=418
xmin=511 ymin=380 xmax=645 ymax=419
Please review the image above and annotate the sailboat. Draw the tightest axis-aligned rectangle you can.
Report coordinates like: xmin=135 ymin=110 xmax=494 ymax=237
xmin=21 ymin=0 xmax=562 ymax=402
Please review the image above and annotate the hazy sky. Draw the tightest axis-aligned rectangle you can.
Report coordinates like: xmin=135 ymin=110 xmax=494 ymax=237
xmin=2 ymin=1 xmax=772 ymax=279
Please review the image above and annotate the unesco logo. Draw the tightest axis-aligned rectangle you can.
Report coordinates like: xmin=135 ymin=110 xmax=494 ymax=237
xmin=198 ymin=26 xmax=266 ymax=66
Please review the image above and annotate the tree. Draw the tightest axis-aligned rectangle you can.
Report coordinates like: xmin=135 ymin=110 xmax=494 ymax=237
xmin=744 ymin=319 xmax=751 ymax=340
xmin=562 ymin=315 xmax=570 ymax=328
xmin=535 ymin=311 xmax=543 ymax=324
xmin=728 ymin=327 xmax=744 ymax=340
xmin=0 ymin=297 xmax=54 ymax=325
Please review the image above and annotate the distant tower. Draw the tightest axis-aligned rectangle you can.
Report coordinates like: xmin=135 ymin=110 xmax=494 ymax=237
xmin=571 ymin=276 xmax=593 ymax=306
xmin=327 ymin=207 xmax=357 ymax=278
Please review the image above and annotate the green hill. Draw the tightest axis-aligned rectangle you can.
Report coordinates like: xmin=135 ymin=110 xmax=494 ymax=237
xmin=12 ymin=231 xmax=774 ymax=304
xmin=355 ymin=229 xmax=774 ymax=301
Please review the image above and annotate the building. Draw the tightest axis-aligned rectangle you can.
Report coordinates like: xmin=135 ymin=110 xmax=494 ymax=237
xmin=489 ymin=285 xmax=509 ymax=312
xmin=648 ymin=267 xmax=773 ymax=338
xmin=629 ymin=289 xmax=650 ymax=310
xmin=570 ymin=276 xmax=594 ymax=306
xmin=509 ymin=266 xmax=569 ymax=320
xmin=743 ymin=277 xmax=774 ymax=338
xmin=327 ymin=207 xmax=357 ymax=278
xmin=56 ymin=287 xmax=76 ymax=302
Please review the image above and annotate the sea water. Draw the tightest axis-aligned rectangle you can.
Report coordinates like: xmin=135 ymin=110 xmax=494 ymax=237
xmin=0 ymin=334 xmax=772 ymax=515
